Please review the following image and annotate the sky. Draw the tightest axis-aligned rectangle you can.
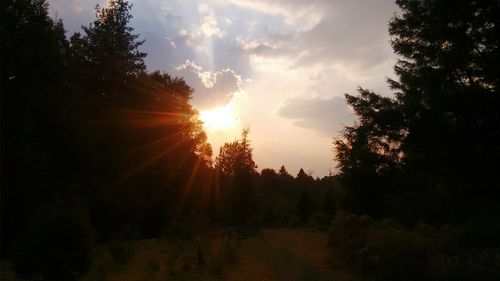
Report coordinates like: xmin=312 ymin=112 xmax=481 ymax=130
xmin=48 ymin=0 xmax=400 ymax=177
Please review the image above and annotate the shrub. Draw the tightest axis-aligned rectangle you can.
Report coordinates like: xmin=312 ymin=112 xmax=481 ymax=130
xmin=307 ymin=212 xmax=332 ymax=231
xmin=12 ymin=204 xmax=92 ymax=281
xmin=169 ymin=215 xmax=208 ymax=240
xmin=164 ymin=228 xmax=239 ymax=276
xmin=328 ymin=210 xmax=374 ymax=262
xmin=147 ymin=260 xmax=160 ymax=272
xmin=357 ymin=223 xmax=461 ymax=281
xmin=428 ymin=249 xmax=500 ymax=281
xmin=273 ymin=197 xmax=299 ymax=226
xmin=359 ymin=226 xmax=431 ymax=280
xmin=206 ymin=230 xmax=239 ymax=275
xmin=326 ymin=211 xmax=490 ymax=281
xmin=109 ymin=241 xmax=135 ymax=265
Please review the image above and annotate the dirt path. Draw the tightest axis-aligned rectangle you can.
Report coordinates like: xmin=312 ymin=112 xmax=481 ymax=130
xmin=223 ymin=228 xmax=360 ymax=281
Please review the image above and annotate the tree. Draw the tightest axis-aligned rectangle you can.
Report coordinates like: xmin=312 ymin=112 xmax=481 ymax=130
xmin=70 ymin=0 xmax=146 ymax=105
xmin=278 ymin=165 xmax=292 ymax=179
xmin=333 ymin=89 xmax=403 ymax=216
xmin=388 ymin=0 xmax=500 ymax=222
xmin=216 ymin=128 xmax=257 ymax=176
xmin=1 ymin=0 xmax=70 ymax=252
xmin=335 ymin=0 xmax=500 ymax=223
xmin=216 ymin=129 xmax=257 ymax=225
xmin=1 ymin=1 xmax=92 ymax=279
xmin=63 ymin=0 xmax=213 ymax=240
xmin=296 ymin=169 xmax=314 ymax=221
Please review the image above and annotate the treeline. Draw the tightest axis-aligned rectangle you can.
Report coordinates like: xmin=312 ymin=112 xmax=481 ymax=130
xmin=328 ymin=0 xmax=500 ymax=280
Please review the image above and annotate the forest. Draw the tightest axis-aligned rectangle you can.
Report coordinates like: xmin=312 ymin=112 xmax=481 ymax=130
xmin=1 ymin=0 xmax=499 ymax=280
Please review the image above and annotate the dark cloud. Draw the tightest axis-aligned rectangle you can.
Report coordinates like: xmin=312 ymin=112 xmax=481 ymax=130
xmin=278 ymin=96 xmax=355 ymax=136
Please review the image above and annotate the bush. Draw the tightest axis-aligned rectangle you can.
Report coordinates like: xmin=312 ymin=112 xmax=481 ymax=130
xmin=326 ymin=211 xmax=497 ymax=281
xmin=307 ymin=212 xmax=332 ymax=231
xmin=165 ymin=228 xmax=239 ymax=276
xmin=272 ymin=197 xmax=299 ymax=227
xmin=360 ymin=226 xmax=430 ymax=280
xmin=206 ymin=229 xmax=238 ymax=275
xmin=357 ymin=223 xmax=463 ymax=281
xmin=428 ymin=249 xmax=500 ymax=281
xmin=328 ymin=210 xmax=374 ymax=262
xmin=12 ymin=204 xmax=92 ymax=281
xmin=109 ymin=241 xmax=135 ymax=265
xmin=169 ymin=215 xmax=208 ymax=240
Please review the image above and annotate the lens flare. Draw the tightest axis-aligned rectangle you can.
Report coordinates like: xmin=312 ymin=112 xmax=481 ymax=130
xmin=199 ymin=103 xmax=239 ymax=132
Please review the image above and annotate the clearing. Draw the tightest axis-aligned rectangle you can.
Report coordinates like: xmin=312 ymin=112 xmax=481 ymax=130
xmin=222 ymin=228 xmax=360 ymax=281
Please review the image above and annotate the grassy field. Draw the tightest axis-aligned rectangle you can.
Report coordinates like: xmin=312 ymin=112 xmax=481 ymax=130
xmin=223 ymin=228 xmax=361 ymax=281
xmin=1 ymin=228 xmax=361 ymax=281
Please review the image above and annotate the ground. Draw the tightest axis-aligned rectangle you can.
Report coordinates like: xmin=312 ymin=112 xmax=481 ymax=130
xmin=1 ymin=228 xmax=362 ymax=281
xmin=223 ymin=228 xmax=360 ymax=281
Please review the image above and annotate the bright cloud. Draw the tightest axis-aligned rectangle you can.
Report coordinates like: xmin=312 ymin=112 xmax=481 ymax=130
xmin=175 ymin=59 xmax=244 ymax=107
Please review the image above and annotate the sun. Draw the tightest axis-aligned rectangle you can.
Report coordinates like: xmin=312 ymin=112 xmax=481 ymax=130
xmin=199 ymin=103 xmax=239 ymax=132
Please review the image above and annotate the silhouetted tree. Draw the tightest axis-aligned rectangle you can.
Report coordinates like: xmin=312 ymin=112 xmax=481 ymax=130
xmin=335 ymin=0 xmax=500 ymax=230
xmin=216 ymin=128 xmax=257 ymax=176
xmin=70 ymin=0 xmax=145 ymax=105
xmin=216 ymin=129 xmax=257 ymax=226
xmin=1 ymin=0 xmax=92 ymax=279
xmin=296 ymin=169 xmax=314 ymax=221
xmin=278 ymin=165 xmax=292 ymax=178
xmin=388 ymin=0 xmax=500 ymax=223
xmin=321 ymin=184 xmax=336 ymax=215
xmin=333 ymin=89 xmax=403 ymax=216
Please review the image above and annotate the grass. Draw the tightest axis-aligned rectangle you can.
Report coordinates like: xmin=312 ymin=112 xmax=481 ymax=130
xmin=2 ymin=228 xmax=361 ymax=281
xmin=80 ymin=228 xmax=238 ymax=281
xmin=222 ymin=228 xmax=362 ymax=281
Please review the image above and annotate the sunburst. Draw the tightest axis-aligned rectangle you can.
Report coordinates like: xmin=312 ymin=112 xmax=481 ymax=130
xmin=199 ymin=103 xmax=239 ymax=132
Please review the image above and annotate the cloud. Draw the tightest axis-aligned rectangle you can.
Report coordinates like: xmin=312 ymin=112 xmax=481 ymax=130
xmin=176 ymin=60 xmax=243 ymax=107
xmin=278 ymin=96 xmax=355 ymax=136
xmin=232 ymin=0 xmax=397 ymax=73
xmin=223 ymin=0 xmax=321 ymax=26
xmin=179 ymin=3 xmax=225 ymax=48
xmin=236 ymin=27 xmax=297 ymax=58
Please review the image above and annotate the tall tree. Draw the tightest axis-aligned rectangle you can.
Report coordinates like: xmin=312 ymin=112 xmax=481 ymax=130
xmin=1 ymin=1 xmax=92 ymax=279
xmin=216 ymin=128 xmax=257 ymax=176
xmin=216 ymin=129 xmax=257 ymax=225
xmin=1 ymin=0 xmax=70 ymax=253
xmin=389 ymin=0 xmax=500 ymax=222
xmin=333 ymin=89 xmax=403 ymax=216
xmin=335 ymin=0 xmax=500 ymax=222
xmin=64 ymin=0 xmax=213 ymax=240
xmin=70 ymin=0 xmax=146 ymax=105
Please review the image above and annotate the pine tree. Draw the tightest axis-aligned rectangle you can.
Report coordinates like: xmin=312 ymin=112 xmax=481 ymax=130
xmin=71 ymin=0 xmax=146 ymax=104
xmin=335 ymin=0 xmax=500 ymax=221
xmin=216 ymin=129 xmax=257 ymax=176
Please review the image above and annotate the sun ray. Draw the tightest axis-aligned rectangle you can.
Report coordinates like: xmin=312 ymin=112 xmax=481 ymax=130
xmin=179 ymin=156 xmax=203 ymax=211
xmin=110 ymin=134 xmax=187 ymax=189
